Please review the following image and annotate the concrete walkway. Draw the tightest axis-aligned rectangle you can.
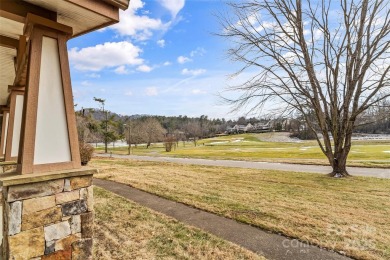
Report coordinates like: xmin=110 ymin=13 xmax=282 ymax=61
xmin=97 ymin=153 xmax=390 ymax=179
xmin=95 ymin=178 xmax=351 ymax=260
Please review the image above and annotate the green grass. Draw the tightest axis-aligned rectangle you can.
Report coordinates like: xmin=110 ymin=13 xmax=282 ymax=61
xmin=93 ymin=186 xmax=264 ymax=259
xmin=92 ymin=158 xmax=390 ymax=260
xmin=95 ymin=133 xmax=390 ymax=168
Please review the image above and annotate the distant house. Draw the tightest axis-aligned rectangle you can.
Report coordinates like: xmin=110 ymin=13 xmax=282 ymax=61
xmin=253 ymin=122 xmax=270 ymax=132
xmin=244 ymin=123 xmax=253 ymax=132
xmin=227 ymin=124 xmax=253 ymax=133
xmin=226 ymin=126 xmax=235 ymax=134
xmin=234 ymin=124 xmax=246 ymax=133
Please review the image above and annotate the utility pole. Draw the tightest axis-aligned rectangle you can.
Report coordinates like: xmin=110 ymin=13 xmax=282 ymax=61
xmin=124 ymin=121 xmax=131 ymax=155
xmin=93 ymin=97 xmax=107 ymax=153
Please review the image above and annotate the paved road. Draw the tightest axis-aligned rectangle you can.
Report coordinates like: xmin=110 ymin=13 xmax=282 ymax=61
xmin=96 ymin=154 xmax=390 ymax=179
xmin=96 ymin=178 xmax=351 ymax=260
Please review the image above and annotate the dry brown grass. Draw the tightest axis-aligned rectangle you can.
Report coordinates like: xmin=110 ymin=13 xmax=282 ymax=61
xmin=92 ymin=158 xmax=390 ymax=260
xmin=93 ymin=186 xmax=265 ymax=260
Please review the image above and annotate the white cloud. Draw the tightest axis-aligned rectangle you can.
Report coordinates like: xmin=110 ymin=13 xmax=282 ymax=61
xmin=137 ymin=64 xmax=153 ymax=72
xmin=157 ymin=39 xmax=166 ymax=47
xmin=110 ymin=0 xmax=171 ymax=41
xmin=177 ymin=56 xmax=192 ymax=64
xmin=159 ymin=0 xmax=185 ymax=18
xmin=81 ymin=80 xmax=92 ymax=86
xmin=69 ymin=41 xmax=143 ymax=71
xmin=191 ymin=89 xmax=207 ymax=95
xmin=125 ymin=90 xmax=133 ymax=96
xmin=181 ymin=68 xmax=206 ymax=76
xmin=281 ymin=52 xmax=302 ymax=64
xmin=115 ymin=65 xmax=129 ymax=74
xmin=163 ymin=61 xmax=172 ymax=66
xmin=190 ymin=47 xmax=206 ymax=57
xmin=86 ymin=73 xmax=100 ymax=78
xmin=145 ymin=87 xmax=158 ymax=96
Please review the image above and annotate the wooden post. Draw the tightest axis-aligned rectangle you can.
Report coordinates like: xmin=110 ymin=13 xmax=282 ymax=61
xmin=4 ymin=88 xmax=24 ymax=161
xmin=17 ymin=14 xmax=80 ymax=174
xmin=0 ymin=107 xmax=10 ymax=158
xmin=1 ymin=14 xmax=95 ymax=260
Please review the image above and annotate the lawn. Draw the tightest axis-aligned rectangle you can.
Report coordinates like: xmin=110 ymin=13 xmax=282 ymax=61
xmin=94 ymin=133 xmax=390 ymax=168
xmin=93 ymin=186 xmax=264 ymax=259
xmin=92 ymin=158 xmax=390 ymax=260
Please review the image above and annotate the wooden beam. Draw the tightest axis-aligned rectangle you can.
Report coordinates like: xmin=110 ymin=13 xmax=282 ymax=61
xmin=8 ymin=85 xmax=25 ymax=93
xmin=0 ymin=35 xmax=18 ymax=49
xmin=14 ymin=15 xmax=73 ymax=86
xmin=0 ymin=105 xmax=8 ymax=111
xmin=24 ymin=13 xmax=73 ymax=36
xmin=16 ymin=35 xmax=26 ymax=67
xmin=101 ymin=0 xmax=129 ymax=10
xmin=65 ymin=0 xmax=119 ymax=21
xmin=0 ymin=9 xmax=24 ymax=23
xmin=13 ymin=39 xmax=29 ymax=87
xmin=0 ymin=0 xmax=56 ymax=22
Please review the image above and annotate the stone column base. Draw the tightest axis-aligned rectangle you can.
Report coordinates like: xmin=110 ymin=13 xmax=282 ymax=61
xmin=0 ymin=168 xmax=96 ymax=259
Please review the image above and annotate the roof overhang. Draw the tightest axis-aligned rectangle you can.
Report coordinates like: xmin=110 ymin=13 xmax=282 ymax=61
xmin=0 ymin=0 xmax=130 ymax=106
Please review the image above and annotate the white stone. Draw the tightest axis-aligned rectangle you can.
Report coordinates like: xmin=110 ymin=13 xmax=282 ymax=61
xmin=44 ymin=221 xmax=71 ymax=242
xmin=45 ymin=239 xmax=56 ymax=255
xmin=88 ymin=186 xmax=93 ymax=211
xmin=64 ymin=178 xmax=71 ymax=192
xmin=70 ymin=215 xmax=81 ymax=234
xmin=80 ymin=188 xmax=87 ymax=200
xmin=62 ymin=216 xmax=71 ymax=221
xmin=82 ymin=186 xmax=94 ymax=211
xmin=9 ymin=201 xmax=22 ymax=235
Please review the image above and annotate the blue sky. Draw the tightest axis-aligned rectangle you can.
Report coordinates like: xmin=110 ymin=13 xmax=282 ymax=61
xmin=68 ymin=0 xmax=240 ymax=119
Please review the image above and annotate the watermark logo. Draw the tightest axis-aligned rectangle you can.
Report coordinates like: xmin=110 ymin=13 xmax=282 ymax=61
xmin=281 ymin=223 xmax=376 ymax=256
xmin=282 ymin=239 xmax=312 ymax=255
xmin=326 ymin=223 xmax=376 ymax=251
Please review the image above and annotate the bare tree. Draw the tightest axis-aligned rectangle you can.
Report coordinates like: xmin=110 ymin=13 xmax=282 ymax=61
xmin=142 ymin=117 xmax=166 ymax=148
xmin=184 ymin=121 xmax=202 ymax=146
xmin=127 ymin=121 xmax=146 ymax=148
xmin=218 ymin=0 xmax=390 ymax=176
xmin=355 ymin=100 xmax=390 ymax=133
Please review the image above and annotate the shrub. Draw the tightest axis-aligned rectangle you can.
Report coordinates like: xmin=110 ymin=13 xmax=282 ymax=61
xmin=79 ymin=142 xmax=94 ymax=166
xmin=289 ymin=129 xmax=317 ymax=140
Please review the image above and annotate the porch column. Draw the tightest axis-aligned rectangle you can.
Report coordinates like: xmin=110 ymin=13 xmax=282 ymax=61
xmin=17 ymin=14 xmax=81 ymax=174
xmin=4 ymin=87 xmax=24 ymax=162
xmin=1 ymin=14 xmax=95 ymax=260
xmin=0 ymin=108 xmax=9 ymax=158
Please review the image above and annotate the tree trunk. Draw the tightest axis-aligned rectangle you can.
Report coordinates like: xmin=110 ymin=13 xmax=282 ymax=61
xmin=328 ymin=154 xmax=350 ymax=177
xmin=147 ymin=142 xmax=151 ymax=148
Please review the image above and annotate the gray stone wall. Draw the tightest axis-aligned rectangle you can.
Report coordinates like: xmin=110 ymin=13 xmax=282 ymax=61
xmin=2 ymin=175 xmax=93 ymax=259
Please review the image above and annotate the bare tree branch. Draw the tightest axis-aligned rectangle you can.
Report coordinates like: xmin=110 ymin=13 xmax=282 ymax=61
xmin=217 ymin=0 xmax=390 ymax=176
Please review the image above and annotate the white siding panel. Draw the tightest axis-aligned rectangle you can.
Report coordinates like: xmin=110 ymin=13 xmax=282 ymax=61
xmin=34 ymin=37 xmax=71 ymax=164
xmin=2 ymin=113 xmax=9 ymax=155
xmin=11 ymin=95 xmax=23 ymax=157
